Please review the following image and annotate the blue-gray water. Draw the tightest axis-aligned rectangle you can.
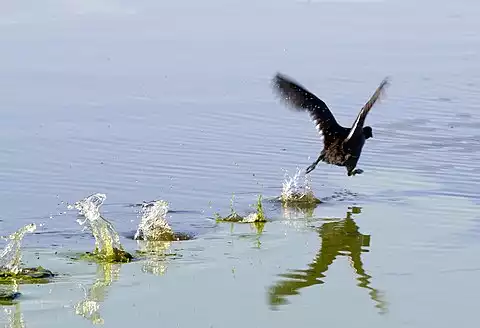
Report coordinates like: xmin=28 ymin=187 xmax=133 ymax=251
xmin=1 ymin=0 xmax=480 ymax=326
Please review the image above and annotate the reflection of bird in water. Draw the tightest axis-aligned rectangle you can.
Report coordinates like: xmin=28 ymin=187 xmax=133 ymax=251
xmin=272 ymin=73 xmax=389 ymax=176
xmin=268 ymin=208 xmax=387 ymax=314
xmin=75 ymin=262 xmax=121 ymax=325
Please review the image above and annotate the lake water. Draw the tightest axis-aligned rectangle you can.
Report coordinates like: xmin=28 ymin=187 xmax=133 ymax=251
xmin=1 ymin=0 xmax=480 ymax=326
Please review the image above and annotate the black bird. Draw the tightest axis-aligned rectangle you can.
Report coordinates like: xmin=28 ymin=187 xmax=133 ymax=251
xmin=272 ymin=73 xmax=389 ymax=176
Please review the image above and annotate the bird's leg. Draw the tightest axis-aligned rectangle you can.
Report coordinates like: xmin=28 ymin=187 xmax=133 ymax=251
xmin=306 ymin=153 xmax=324 ymax=174
xmin=347 ymin=168 xmax=364 ymax=176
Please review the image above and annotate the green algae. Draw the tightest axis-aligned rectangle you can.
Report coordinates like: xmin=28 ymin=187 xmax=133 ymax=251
xmin=350 ymin=206 xmax=362 ymax=214
xmin=0 ymin=224 xmax=54 ymax=292
xmin=279 ymin=192 xmax=322 ymax=207
xmin=215 ymin=195 xmax=268 ymax=243
xmin=215 ymin=193 xmax=243 ymax=222
xmin=0 ymin=290 xmax=21 ymax=305
xmin=216 ymin=195 xmax=268 ymax=223
xmin=253 ymin=221 xmax=266 ymax=234
xmin=0 ymin=267 xmax=54 ymax=285
xmin=215 ymin=212 xmax=244 ymax=222
xmin=254 ymin=195 xmax=267 ymax=222
xmin=0 ymin=279 xmax=21 ymax=305
xmin=77 ymin=248 xmax=133 ymax=264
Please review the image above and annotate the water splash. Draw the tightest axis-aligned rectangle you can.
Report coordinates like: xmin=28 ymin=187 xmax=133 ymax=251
xmin=133 ymin=201 xmax=179 ymax=274
xmin=2 ymin=303 xmax=26 ymax=328
xmin=0 ymin=224 xmax=49 ymax=302
xmin=134 ymin=200 xmax=175 ymax=241
xmin=72 ymin=193 xmax=132 ymax=262
xmin=0 ymin=224 xmax=36 ymax=275
xmin=280 ymin=167 xmax=321 ymax=206
xmin=75 ymin=262 xmax=120 ymax=325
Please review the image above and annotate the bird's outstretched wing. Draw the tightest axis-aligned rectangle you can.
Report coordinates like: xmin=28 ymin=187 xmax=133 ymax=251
xmin=272 ymin=72 xmax=344 ymax=141
xmin=344 ymin=77 xmax=390 ymax=145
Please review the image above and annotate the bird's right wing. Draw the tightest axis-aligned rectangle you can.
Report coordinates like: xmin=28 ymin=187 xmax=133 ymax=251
xmin=272 ymin=72 xmax=343 ymax=139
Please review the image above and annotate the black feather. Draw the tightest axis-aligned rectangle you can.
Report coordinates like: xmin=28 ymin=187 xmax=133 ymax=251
xmin=272 ymin=72 xmax=389 ymax=176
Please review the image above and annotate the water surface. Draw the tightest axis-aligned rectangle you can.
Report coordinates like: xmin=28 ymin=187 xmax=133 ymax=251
xmin=1 ymin=0 xmax=480 ymax=327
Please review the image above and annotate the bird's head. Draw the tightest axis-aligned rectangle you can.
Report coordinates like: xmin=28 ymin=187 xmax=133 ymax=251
xmin=363 ymin=126 xmax=373 ymax=139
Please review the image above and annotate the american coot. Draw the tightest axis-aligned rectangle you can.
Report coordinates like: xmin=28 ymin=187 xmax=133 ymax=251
xmin=272 ymin=73 xmax=389 ymax=176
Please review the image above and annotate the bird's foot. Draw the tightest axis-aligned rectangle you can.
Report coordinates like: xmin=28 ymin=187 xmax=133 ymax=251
xmin=348 ymin=168 xmax=364 ymax=176
xmin=306 ymin=163 xmax=317 ymax=174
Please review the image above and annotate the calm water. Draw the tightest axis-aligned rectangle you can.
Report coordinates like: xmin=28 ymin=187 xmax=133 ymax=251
xmin=1 ymin=0 xmax=480 ymax=326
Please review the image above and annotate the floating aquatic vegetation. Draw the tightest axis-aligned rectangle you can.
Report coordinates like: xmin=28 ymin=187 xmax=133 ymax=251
xmin=244 ymin=194 xmax=267 ymax=223
xmin=75 ymin=262 xmax=120 ymax=325
xmin=215 ymin=195 xmax=267 ymax=238
xmin=215 ymin=195 xmax=268 ymax=223
xmin=214 ymin=194 xmax=243 ymax=222
xmin=72 ymin=193 xmax=133 ymax=263
xmin=280 ymin=167 xmax=321 ymax=207
xmin=134 ymin=200 xmax=191 ymax=242
xmin=0 ymin=267 xmax=54 ymax=285
xmin=0 ymin=291 xmax=20 ymax=306
xmin=0 ymin=224 xmax=54 ymax=286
